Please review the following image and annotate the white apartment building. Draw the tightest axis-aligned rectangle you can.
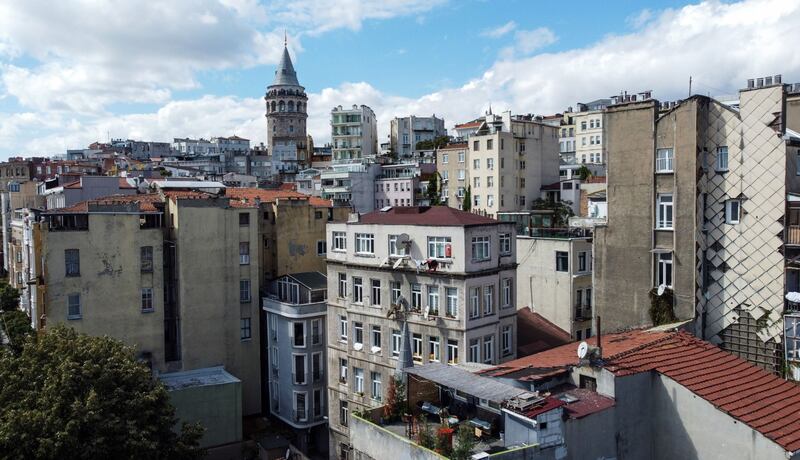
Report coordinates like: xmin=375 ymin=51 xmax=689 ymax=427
xmin=319 ymin=161 xmax=381 ymax=212
xmin=573 ymin=99 xmax=610 ymax=166
xmin=326 ymin=206 xmax=518 ymax=453
xmin=331 ymin=105 xmax=378 ymax=161
xmin=466 ymin=112 xmax=560 ymax=217
xmin=389 ymin=115 xmax=446 ymax=158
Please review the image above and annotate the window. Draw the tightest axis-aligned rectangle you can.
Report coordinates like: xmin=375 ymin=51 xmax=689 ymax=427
xmin=355 ymin=233 xmax=374 ymax=254
xmin=239 ymin=242 xmax=250 ymax=265
xmin=340 ymin=400 xmax=349 ymax=427
xmin=470 ymin=287 xmax=480 ymax=318
xmin=474 ymin=195 xmax=480 ymax=207
xmin=352 ymin=277 xmax=363 ymax=303
xmin=556 ymin=251 xmax=569 ymax=272
xmin=313 ymin=389 xmax=323 ymax=417
xmin=353 ymin=322 xmax=364 ymax=346
xmin=293 ymin=321 xmax=306 ymax=347
xmin=427 ymin=286 xmax=440 ymax=315
xmin=502 ymin=278 xmax=512 ymax=308
xmin=657 ymin=194 xmax=673 ymax=229
xmin=473 ymin=177 xmax=480 ymax=188
xmin=657 ymin=253 xmax=673 ymax=287
xmin=447 ymin=340 xmax=459 ymax=364
xmin=239 ymin=213 xmax=250 ymax=226
xmin=389 ymin=235 xmax=406 ymax=257
xmin=472 ymin=236 xmax=490 ymax=261
xmin=655 ymin=148 xmax=674 ymax=173
xmin=240 ymin=279 xmax=251 ymax=302
xmin=391 ymin=281 xmax=401 ymax=304
xmin=353 ymin=367 xmax=364 ymax=395
xmin=371 ymin=325 xmax=382 ymax=352
xmin=446 ymin=287 xmax=458 ymax=318
xmin=483 ymin=285 xmax=494 ymax=315
xmin=392 ymin=329 xmax=401 ymax=357
xmin=519 ymin=195 xmax=525 ymax=206
xmin=428 ymin=236 xmax=451 ymax=259
xmin=578 ymin=251 xmax=588 ymax=272
xmin=581 ymin=121 xmax=587 ymax=130
xmin=241 ymin=318 xmax=252 ymax=340
xmin=716 ymin=146 xmax=729 ymax=171
xmin=726 ymin=199 xmax=741 ymax=224
xmin=502 ymin=326 xmax=512 ymax=356
xmin=293 ymin=354 xmax=306 ymax=384
xmin=487 ymin=176 xmax=494 ymax=187
xmin=458 ymin=169 xmax=466 ymax=180
xmin=317 ymin=240 xmax=327 ymax=255
xmin=371 ymin=372 xmax=382 ymax=401
xmin=371 ymin=279 xmax=381 ymax=306
xmin=294 ymin=392 xmax=307 ymax=421
xmin=487 ymin=139 xmax=494 ymax=150
xmin=483 ymin=335 xmax=494 ymax=364
xmin=333 ymin=231 xmax=347 ymax=251
xmin=65 ymin=249 xmax=80 ymax=276
xmin=67 ymin=293 xmax=81 ymax=319
xmin=487 ymin=195 xmax=494 ymax=207
xmin=412 ymin=284 xmax=422 ymax=310
xmin=458 ymin=151 xmax=465 ymax=163
xmin=499 ymin=233 xmax=511 ymax=255
xmin=140 ymin=246 xmax=153 ymax=273
xmin=442 ymin=153 xmax=449 ymax=164
xmin=487 ymin=158 xmax=494 ymax=170
xmin=473 ymin=140 xmax=480 ymax=151
xmin=339 ymin=316 xmax=348 ymax=341
xmin=412 ymin=333 xmax=423 ymax=361
xmin=312 ymin=319 xmax=321 ymax=345
xmin=338 ymin=273 xmax=347 ymax=298
xmin=339 ymin=358 xmax=348 ymax=383
xmin=141 ymin=288 xmax=154 ymax=312
xmin=269 ymin=315 xmax=278 ymax=341
xmin=469 ymin=339 xmax=480 ymax=363
xmin=429 ymin=336 xmax=441 ymax=362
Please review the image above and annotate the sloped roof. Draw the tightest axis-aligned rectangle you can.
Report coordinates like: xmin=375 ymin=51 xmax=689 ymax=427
xmin=287 ymin=272 xmax=327 ymax=290
xmin=405 ymin=363 xmax=528 ymax=403
xmin=225 ymin=187 xmax=327 ymax=208
xmin=358 ymin=206 xmax=500 ymax=227
xmin=516 ymin=308 xmax=572 ymax=357
xmin=46 ymin=193 xmax=162 ymax=214
xmin=272 ymin=46 xmax=300 ymax=86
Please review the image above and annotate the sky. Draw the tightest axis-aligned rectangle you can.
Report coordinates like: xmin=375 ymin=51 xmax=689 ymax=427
xmin=1 ymin=0 xmax=799 ymax=159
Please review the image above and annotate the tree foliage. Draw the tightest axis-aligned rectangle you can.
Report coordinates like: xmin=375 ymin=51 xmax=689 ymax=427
xmin=531 ymin=198 xmax=574 ymax=227
xmin=382 ymin=375 xmax=407 ymax=421
xmin=426 ymin=173 xmax=441 ymax=206
xmin=415 ymin=136 xmax=451 ymax=150
xmin=0 ymin=282 xmax=20 ymax=312
xmin=0 ymin=326 xmax=204 ymax=460
xmin=462 ymin=186 xmax=471 ymax=212
xmin=577 ymin=164 xmax=593 ymax=181
xmin=450 ymin=424 xmax=477 ymax=460
xmin=0 ymin=310 xmax=32 ymax=354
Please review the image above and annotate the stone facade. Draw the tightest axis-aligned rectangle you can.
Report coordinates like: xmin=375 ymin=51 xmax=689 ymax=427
xmin=265 ymin=45 xmax=309 ymax=171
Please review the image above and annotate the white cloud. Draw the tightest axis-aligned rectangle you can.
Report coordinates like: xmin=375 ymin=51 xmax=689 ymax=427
xmin=481 ymin=21 xmax=517 ymax=38
xmin=500 ymin=27 xmax=558 ymax=58
xmin=3 ymin=0 xmax=800 ymax=159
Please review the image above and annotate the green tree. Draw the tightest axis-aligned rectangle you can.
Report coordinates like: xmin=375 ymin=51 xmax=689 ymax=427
xmin=462 ymin=186 xmax=472 ymax=212
xmin=415 ymin=135 xmax=451 ymax=150
xmin=0 ymin=283 xmax=20 ymax=312
xmin=450 ymin=424 xmax=477 ymax=460
xmin=0 ymin=326 xmax=204 ymax=460
xmin=577 ymin=164 xmax=593 ymax=180
xmin=531 ymin=198 xmax=574 ymax=227
xmin=426 ymin=173 xmax=441 ymax=206
xmin=0 ymin=310 xmax=32 ymax=354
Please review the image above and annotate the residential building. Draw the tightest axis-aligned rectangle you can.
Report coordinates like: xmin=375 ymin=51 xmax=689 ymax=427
xmin=264 ymin=272 xmax=329 ymax=456
xmin=435 ymin=142 xmax=469 ymax=209
xmin=7 ymin=208 xmax=44 ymax=328
xmin=464 ymin=111 xmax=560 ymax=217
xmin=265 ymin=43 xmax=309 ymax=171
xmin=453 ymin=119 xmax=482 ymax=140
xmin=331 ymin=105 xmax=378 ymax=161
xmin=41 ymin=175 xmax=136 ymax=210
xmin=516 ymin=233 xmax=593 ymax=340
xmin=482 ymin=327 xmax=800 ymax=460
xmin=171 ymin=138 xmax=217 ymax=156
xmin=319 ymin=161 xmax=381 ymax=213
xmin=594 ymin=76 xmax=800 ymax=374
xmin=389 ymin=115 xmax=446 ymax=158
xmin=373 ymin=163 xmax=434 ymax=209
xmin=326 ymin=206 xmax=518 ymax=453
xmin=556 ymin=110 xmax=576 ymax=165
xmin=112 ymin=139 xmax=171 ymax=160
xmin=572 ymin=99 xmax=611 ymax=166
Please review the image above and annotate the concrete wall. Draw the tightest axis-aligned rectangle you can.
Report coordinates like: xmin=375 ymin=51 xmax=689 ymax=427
xmin=167 ymin=379 xmax=242 ymax=448
xmin=350 ymin=415 xmax=445 ymax=460
xmin=563 ymin=405 xmax=616 ymax=460
xmin=63 ymin=176 xmax=136 ymax=208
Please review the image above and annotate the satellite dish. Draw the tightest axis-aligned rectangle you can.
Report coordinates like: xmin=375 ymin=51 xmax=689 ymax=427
xmin=657 ymin=284 xmax=666 ymax=296
xmin=577 ymin=341 xmax=589 ymax=359
xmin=398 ymin=233 xmax=410 ymax=245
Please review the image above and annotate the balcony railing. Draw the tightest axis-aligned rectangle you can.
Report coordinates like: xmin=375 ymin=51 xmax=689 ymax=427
xmin=574 ymin=305 xmax=592 ymax=320
xmin=788 ymin=226 xmax=800 ymax=245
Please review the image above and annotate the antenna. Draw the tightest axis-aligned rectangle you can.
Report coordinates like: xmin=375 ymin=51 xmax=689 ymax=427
xmin=284 ymin=29 xmax=287 ymax=46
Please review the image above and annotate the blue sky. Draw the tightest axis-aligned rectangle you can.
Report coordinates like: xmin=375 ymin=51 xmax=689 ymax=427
xmin=0 ymin=0 xmax=799 ymax=158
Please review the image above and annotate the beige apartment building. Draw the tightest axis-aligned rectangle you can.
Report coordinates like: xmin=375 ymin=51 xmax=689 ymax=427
xmin=325 ymin=206 xmax=518 ymax=456
xmin=436 ymin=142 xmax=469 ymax=209
xmin=594 ymin=76 xmax=800 ymax=373
xmin=463 ymin=112 xmax=559 ymax=217
xmin=572 ymin=99 xmax=610 ymax=166
xmin=516 ymin=234 xmax=593 ymax=339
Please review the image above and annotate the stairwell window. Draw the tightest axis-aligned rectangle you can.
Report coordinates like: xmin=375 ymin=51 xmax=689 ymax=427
xmin=239 ymin=279 xmax=251 ymax=303
xmin=392 ymin=330 xmax=401 ymax=357
xmin=239 ymin=242 xmax=250 ymax=265
xmin=657 ymin=253 xmax=673 ymax=288
xmin=716 ymin=146 xmax=729 ymax=172
xmin=656 ymin=194 xmax=673 ymax=230
xmin=726 ymin=199 xmax=741 ymax=224
xmin=656 ymin=148 xmax=673 ymax=173
xmin=67 ymin=293 xmax=81 ymax=320
xmin=141 ymin=288 xmax=154 ymax=312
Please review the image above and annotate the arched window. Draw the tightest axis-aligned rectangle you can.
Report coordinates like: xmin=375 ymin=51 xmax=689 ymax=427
xmin=271 ymin=101 xmax=276 ymax=112
xmin=297 ymin=102 xmax=303 ymax=113
xmin=279 ymin=100 xmax=285 ymax=112
xmin=288 ymin=101 xmax=295 ymax=112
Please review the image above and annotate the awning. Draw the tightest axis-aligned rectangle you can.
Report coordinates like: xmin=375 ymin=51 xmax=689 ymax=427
xmin=405 ymin=363 xmax=529 ymax=403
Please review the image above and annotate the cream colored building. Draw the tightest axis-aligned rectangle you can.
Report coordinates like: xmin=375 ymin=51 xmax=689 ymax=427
xmin=465 ymin=112 xmax=560 ymax=217
xmin=572 ymin=99 xmax=610 ymax=166
xmin=435 ymin=142 xmax=469 ymax=209
xmin=325 ymin=206 xmax=518 ymax=455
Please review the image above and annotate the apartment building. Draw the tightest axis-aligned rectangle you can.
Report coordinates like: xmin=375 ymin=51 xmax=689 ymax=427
xmin=331 ymin=105 xmax=378 ymax=161
xmin=594 ymin=76 xmax=800 ymax=373
xmin=436 ymin=142 xmax=469 ymax=209
xmin=264 ymin=272 xmax=329 ymax=456
xmin=556 ymin=111 xmax=576 ymax=165
xmin=389 ymin=115 xmax=446 ymax=158
xmin=572 ymin=99 xmax=610 ymax=166
xmin=319 ymin=161 xmax=381 ymax=212
xmin=325 ymin=206 xmax=518 ymax=453
xmin=7 ymin=208 xmax=44 ymax=328
xmin=373 ymin=163 xmax=434 ymax=209
xmin=516 ymin=233 xmax=593 ymax=340
xmin=466 ymin=112 xmax=560 ymax=217
xmin=41 ymin=175 xmax=136 ymax=210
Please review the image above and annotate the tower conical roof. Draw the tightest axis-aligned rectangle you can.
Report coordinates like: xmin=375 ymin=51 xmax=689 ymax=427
xmin=272 ymin=46 xmax=300 ymax=86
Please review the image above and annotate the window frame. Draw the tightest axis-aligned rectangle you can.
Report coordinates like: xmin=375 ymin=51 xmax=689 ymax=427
xmin=355 ymin=233 xmax=375 ymax=255
xmin=241 ymin=317 xmax=252 ymax=340
xmin=67 ymin=293 xmax=82 ymax=320
xmin=471 ymin=236 xmax=491 ymax=262
xmin=332 ymin=231 xmax=347 ymax=252
xmin=141 ymin=287 xmax=154 ymax=312
xmin=716 ymin=146 xmax=729 ymax=172
xmin=656 ymin=194 xmax=674 ymax=230
xmin=555 ymin=251 xmax=569 ymax=272
xmin=726 ymin=199 xmax=741 ymax=224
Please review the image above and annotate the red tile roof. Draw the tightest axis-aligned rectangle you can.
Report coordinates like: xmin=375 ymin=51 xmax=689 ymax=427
xmin=523 ymin=397 xmax=566 ymax=418
xmin=162 ymin=190 xmax=215 ymax=202
xmin=455 ymin=121 xmax=482 ymax=129
xmin=225 ymin=187 xmax=327 ymax=208
xmin=556 ymin=387 xmax=616 ymax=419
xmin=516 ymin=308 xmax=572 ymax=357
xmin=541 ymin=181 xmax=561 ymax=191
xmin=308 ymin=197 xmax=334 ymax=208
xmin=47 ymin=193 xmax=162 ymax=214
xmin=357 ymin=206 xmax=501 ymax=227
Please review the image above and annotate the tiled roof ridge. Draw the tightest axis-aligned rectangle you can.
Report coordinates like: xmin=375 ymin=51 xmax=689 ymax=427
xmin=605 ymin=331 xmax=683 ymax=363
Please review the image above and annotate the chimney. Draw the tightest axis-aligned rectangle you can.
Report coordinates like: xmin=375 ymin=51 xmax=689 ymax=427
xmin=776 ymin=74 xmax=782 ymax=84
xmin=757 ymin=78 xmax=764 ymax=88
xmin=747 ymin=79 xmax=755 ymax=89
xmin=596 ymin=315 xmax=602 ymax=360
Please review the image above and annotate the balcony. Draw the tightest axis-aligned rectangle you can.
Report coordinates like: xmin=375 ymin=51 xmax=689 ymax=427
xmin=574 ymin=305 xmax=592 ymax=321
xmin=788 ymin=226 xmax=800 ymax=246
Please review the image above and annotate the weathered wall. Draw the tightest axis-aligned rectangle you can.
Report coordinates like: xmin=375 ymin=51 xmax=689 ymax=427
xmin=349 ymin=416 xmax=445 ymax=460
xmin=167 ymin=380 xmax=242 ymax=448
xmin=563 ymin=405 xmax=616 ymax=460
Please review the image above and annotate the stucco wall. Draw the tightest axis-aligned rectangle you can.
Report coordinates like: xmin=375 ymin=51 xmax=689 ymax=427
xmin=167 ymin=379 xmax=242 ymax=448
xmin=350 ymin=415 xmax=445 ymax=460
